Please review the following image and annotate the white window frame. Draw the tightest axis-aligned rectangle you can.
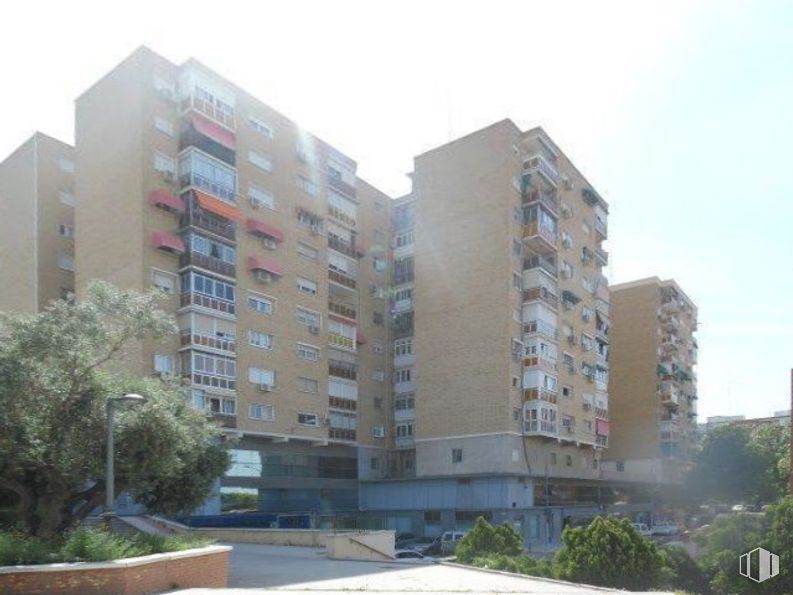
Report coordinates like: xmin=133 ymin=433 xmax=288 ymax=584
xmin=297 ymin=277 xmax=318 ymax=296
xmin=248 ymin=150 xmax=273 ymax=172
xmin=249 ymin=185 xmax=275 ymax=210
xmin=249 ymin=403 xmax=275 ymax=421
xmin=296 ymin=342 xmax=321 ymax=362
xmin=247 ymin=292 xmax=274 ymax=315
xmin=298 ymin=377 xmax=320 ymax=394
xmin=154 ymin=116 xmax=174 ymax=137
xmin=298 ymin=412 xmax=320 ymax=427
xmin=248 ymin=330 xmax=274 ymax=350
xmin=248 ymin=115 xmax=273 ymax=138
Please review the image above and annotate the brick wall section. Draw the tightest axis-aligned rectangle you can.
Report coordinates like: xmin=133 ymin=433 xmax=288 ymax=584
xmin=0 ymin=546 xmax=229 ymax=595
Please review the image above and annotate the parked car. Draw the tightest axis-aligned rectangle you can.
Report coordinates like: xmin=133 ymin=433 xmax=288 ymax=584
xmin=631 ymin=523 xmax=652 ymax=537
xmin=395 ymin=532 xmax=417 ymax=548
xmin=732 ymin=504 xmax=747 ymax=512
xmin=395 ymin=549 xmax=426 ymax=560
xmin=423 ymin=531 xmax=467 ymax=556
xmin=411 ymin=536 xmax=437 ymax=553
xmin=651 ymin=521 xmax=680 ymax=536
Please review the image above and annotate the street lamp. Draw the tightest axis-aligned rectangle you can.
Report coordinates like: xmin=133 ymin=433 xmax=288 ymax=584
xmin=104 ymin=393 xmax=146 ymax=518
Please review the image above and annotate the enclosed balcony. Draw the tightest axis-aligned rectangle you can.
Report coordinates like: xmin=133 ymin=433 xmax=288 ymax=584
xmin=180 ymin=191 xmax=238 ymax=241
xmin=329 ymin=428 xmax=357 ymax=442
xmin=595 ymin=247 xmax=609 ymax=267
xmin=180 ymin=113 xmax=236 ymax=167
xmin=523 ymin=387 xmax=558 ymax=404
xmin=328 ymin=301 xmax=356 ymax=321
xmin=328 ymin=269 xmax=357 ymax=291
xmin=523 ymin=254 xmax=557 ymax=278
xmin=180 ymin=250 xmax=235 ymax=278
xmin=523 ymin=221 xmax=557 ymax=254
xmin=327 ymin=172 xmax=357 ymax=200
xmin=523 ymin=285 xmax=559 ymax=309
xmin=523 ymin=154 xmax=560 ymax=187
xmin=659 ymin=382 xmax=681 ymax=406
xmin=328 ymin=234 xmax=363 ymax=259
xmin=523 ymin=401 xmax=558 ymax=437
xmin=329 ymin=359 xmax=357 ymax=381
xmin=561 ymin=289 xmax=582 ymax=311
xmin=521 ymin=174 xmax=559 ymax=214
xmin=522 ymin=319 xmax=558 ymax=340
xmin=178 ymin=149 xmax=237 ymax=204
xmin=180 ymin=329 xmax=236 ymax=354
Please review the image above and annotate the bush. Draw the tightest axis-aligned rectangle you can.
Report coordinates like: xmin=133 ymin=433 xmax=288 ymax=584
xmin=469 ymin=553 xmax=555 ymax=578
xmin=60 ymin=528 xmax=147 ymax=562
xmin=554 ymin=516 xmax=665 ymax=590
xmin=660 ymin=545 xmax=711 ymax=594
xmin=455 ymin=517 xmax=523 ymax=562
xmin=131 ymin=532 xmax=208 ymax=554
xmin=0 ymin=533 xmax=56 ymax=565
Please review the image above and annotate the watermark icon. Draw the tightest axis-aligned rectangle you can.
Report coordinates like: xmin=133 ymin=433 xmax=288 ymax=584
xmin=739 ymin=547 xmax=779 ymax=583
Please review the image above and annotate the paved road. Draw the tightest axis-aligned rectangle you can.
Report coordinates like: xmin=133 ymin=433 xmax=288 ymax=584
xmin=174 ymin=543 xmax=674 ymax=594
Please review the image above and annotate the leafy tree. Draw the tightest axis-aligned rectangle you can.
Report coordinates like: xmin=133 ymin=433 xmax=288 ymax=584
xmin=554 ymin=516 xmax=665 ymax=590
xmin=0 ymin=281 xmax=230 ymax=537
xmin=660 ymin=545 xmax=711 ymax=594
xmin=749 ymin=424 xmax=791 ymax=503
xmin=221 ymin=491 xmax=259 ymax=512
xmin=687 ymin=425 xmax=764 ymax=504
xmin=455 ymin=517 xmax=523 ymax=562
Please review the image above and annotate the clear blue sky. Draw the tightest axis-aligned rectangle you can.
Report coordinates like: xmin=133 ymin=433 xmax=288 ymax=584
xmin=1 ymin=1 xmax=790 ymax=418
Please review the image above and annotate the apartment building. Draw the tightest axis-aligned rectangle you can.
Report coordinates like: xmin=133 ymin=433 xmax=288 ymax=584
xmin=360 ymin=120 xmax=612 ymax=541
xmin=0 ymin=133 xmax=75 ymax=312
xmin=603 ymin=277 xmax=698 ymax=484
xmin=73 ymin=47 xmax=391 ymax=512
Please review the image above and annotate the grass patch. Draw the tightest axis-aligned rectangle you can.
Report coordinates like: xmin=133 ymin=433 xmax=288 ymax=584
xmin=0 ymin=529 xmax=210 ymax=565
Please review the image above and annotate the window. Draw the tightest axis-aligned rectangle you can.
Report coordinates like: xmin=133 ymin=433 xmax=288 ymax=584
xmin=373 ymin=256 xmax=386 ymax=272
xmin=581 ymin=334 xmax=594 ymax=352
xmin=58 ymin=158 xmax=75 ymax=173
xmin=512 ymin=238 xmax=522 ymax=256
xmin=59 ymin=224 xmax=74 ymax=238
xmin=249 ymin=404 xmax=275 ymax=421
xmin=58 ymin=254 xmax=75 ymax=272
xmin=297 ymin=175 xmax=319 ymax=197
xmin=394 ymin=368 xmax=412 ymax=383
xmin=550 ymin=452 xmax=557 ymax=465
xmin=373 ymin=397 xmax=383 ymax=409
xmin=249 ymin=185 xmax=275 ymax=210
xmin=248 ymin=115 xmax=273 ymax=138
xmin=152 ymin=269 xmax=176 ymax=294
xmin=248 ymin=150 xmax=273 ymax=172
xmin=561 ymin=260 xmax=575 ymax=279
xmin=297 ymin=343 xmax=320 ymax=362
xmin=298 ymin=412 xmax=319 ymax=427
xmin=297 ymin=277 xmax=318 ymax=296
xmin=297 ymin=209 xmax=323 ymax=231
xmin=182 ymin=272 xmax=236 ymax=305
xmin=153 ymin=152 xmax=175 ymax=175
xmin=424 ymin=511 xmax=441 ymax=523
xmin=373 ymin=312 xmax=384 ymax=325
xmin=248 ymin=330 xmax=274 ymax=350
xmin=188 ymin=233 xmax=236 ymax=263
xmin=154 ymin=116 xmax=174 ymax=137
xmin=298 ymin=377 xmax=319 ymax=394
xmin=247 ymin=293 xmax=274 ymax=315
xmin=566 ymin=455 xmax=573 ymax=467
xmin=249 ymin=367 xmax=276 ymax=387
xmin=370 ymin=457 xmax=379 ymax=470
xmin=372 ymin=370 xmax=385 ymax=381
xmin=179 ymin=150 xmax=236 ymax=201
xmin=394 ymin=230 xmax=413 ymax=247
xmin=581 ymin=306 xmax=594 ymax=323
xmin=562 ymin=385 xmax=573 ymax=399
xmin=153 ymin=354 xmax=174 ymax=374
xmin=512 ymin=272 xmax=522 ymax=290
xmin=394 ymin=338 xmax=413 ymax=356
xmin=296 ymin=306 xmax=321 ymax=327
xmin=395 ymin=394 xmax=415 ymax=410
xmin=201 ymin=395 xmax=236 ymax=416
xmin=297 ymin=242 xmax=318 ymax=261
xmin=452 ymin=448 xmax=463 ymax=464
xmin=616 ymin=461 xmax=625 ymax=472
xmin=59 ymin=191 xmax=76 ymax=206
xmin=395 ymin=422 xmax=414 ymax=437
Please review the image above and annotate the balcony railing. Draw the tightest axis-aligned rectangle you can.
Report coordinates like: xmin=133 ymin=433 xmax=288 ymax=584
xmin=180 ymin=204 xmax=236 ymax=242
xmin=179 ymin=251 xmax=236 ymax=278
xmin=522 ymin=187 xmax=559 ymax=214
xmin=523 ymin=388 xmax=558 ymax=404
xmin=594 ymin=218 xmax=608 ymax=239
xmin=328 ymin=396 xmax=357 ymax=411
xmin=393 ymin=325 xmax=414 ymax=340
xmin=523 ymin=320 xmax=558 ymax=340
xmin=523 ymin=419 xmax=558 ymax=435
xmin=328 ymin=205 xmax=357 ymax=228
xmin=180 ymin=330 xmax=236 ymax=354
xmin=329 ymin=427 xmax=356 ymax=442
xmin=180 ymin=94 xmax=236 ymax=130
xmin=182 ymin=369 xmax=236 ymax=391
xmin=595 ymin=407 xmax=608 ymax=419
xmin=523 ymin=286 xmax=559 ymax=309
xmin=523 ymin=255 xmax=557 ymax=278
xmin=327 ymin=174 xmax=357 ymax=199
xmin=329 ymin=360 xmax=357 ymax=380
xmin=328 ymin=269 xmax=357 ymax=290
xmin=395 ymin=435 xmax=415 ymax=449
xmin=180 ymin=292 xmax=236 ymax=316
xmin=523 ymin=154 xmax=560 ymax=186
xmin=328 ymin=235 xmax=362 ymax=259
xmin=523 ymin=355 xmax=557 ymax=372
xmin=596 ymin=435 xmax=608 ymax=447
xmin=179 ymin=171 xmax=236 ymax=203
xmin=595 ymin=247 xmax=609 ymax=266
xmin=523 ymin=222 xmax=557 ymax=252
xmin=328 ymin=301 xmax=356 ymax=320
xmin=328 ymin=333 xmax=356 ymax=351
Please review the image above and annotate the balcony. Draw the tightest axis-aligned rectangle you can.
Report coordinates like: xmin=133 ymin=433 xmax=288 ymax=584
xmin=180 ymin=329 xmax=236 ymax=354
xmin=328 ymin=205 xmax=357 ymax=228
xmin=523 ymin=320 xmax=558 ymax=340
xmin=523 ymin=418 xmax=558 ymax=437
xmin=328 ymin=301 xmax=356 ymax=320
xmin=394 ymin=407 xmax=415 ymax=422
xmin=594 ymin=217 xmax=608 ymax=240
xmin=328 ymin=235 xmax=363 ymax=259
xmin=523 ymin=255 xmax=557 ymax=278
xmin=595 ymin=247 xmax=609 ymax=267
xmin=561 ymin=289 xmax=582 ymax=311
xmin=659 ymin=384 xmax=681 ymax=406
xmin=180 ymin=292 xmax=236 ymax=316
xmin=523 ymin=222 xmax=557 ymax=254
xmin=329 ymin=427 xmax=357 ymax=442
xmin=180 ymin=116 xmax=236 ymax=167
xmin=328 ymin=396 xmax=357 ymax=411
xmin=523 ymin=355 xmax=557 ymax=373
xmin=327 ymin=174 xmax=357 ymax=199
xmin=596 ymin=435 xmax=608 ymax=447
xmin=179 ymin=251 xmax=236 ymax=278
xmin=523 ymin=154 xmax=560 ymax=187
xmin=595 ymin=406 xmax=608 ymax=419
xmin=523 ymin=387 xmax=558 ymax=404
xmin=328 ymin=332 xmax=356 ymax=351
xmin=179 ymin=171 xmax=236 ymax=204
xmin=522 ymin=184 xmax=559 ymax=215
xmin=328 ymin=269 xmax=357 ymax=290
xmin=211 ymin=413 xmax=238 ymax=429
xmin=523 ymin=286 xmax=558 ymax=309
xmin=329 ymin=360 xmax=357 ymax=380
xmin=582 ymin=188 xmax=600 ymax=207
xmin=595 ymin=298 xmax=610 ymax=317
xmin=182 ymin=368 xmax=236 ymax=392
xmin=661 ymin=315 xmax=681 ymax=333
xmin=395 ymin=435 xmax=415 ymax=449
xmin=180 ymin=196 xmax=237 ymax=242
xmin=392 ymin=297 xmax=414 ymax=314
xmin=180 ymin=94 xmax=236 ymax=130
xmin=581 ymin=247 xmax=594 ymax=266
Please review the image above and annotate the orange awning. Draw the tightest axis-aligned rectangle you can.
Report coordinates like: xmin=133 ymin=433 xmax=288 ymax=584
xmin=194 ymin=190 xmax=242 ymax=222
xmin=247 ymin=256 xmax=284 ymax=276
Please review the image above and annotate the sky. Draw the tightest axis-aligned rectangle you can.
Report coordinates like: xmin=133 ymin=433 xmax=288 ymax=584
xmin=0 ymin=0 xmax=791 ymax=419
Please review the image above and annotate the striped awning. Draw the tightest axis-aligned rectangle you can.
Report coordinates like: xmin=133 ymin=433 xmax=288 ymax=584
xmin=150 ymin=231 xmax=185 ymax=254
xmin=194 ymin=190 xmax=242 ymax=222
xmin=246 ymin=218 xmax=284 ymax=242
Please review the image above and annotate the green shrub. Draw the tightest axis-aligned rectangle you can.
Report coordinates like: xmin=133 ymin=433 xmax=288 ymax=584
xmin=554 ymin=516 xmax=665 ymax=590
xmin=60 ymin=528 xmax=147 ymax=562
xmin=455 ymin=517 xmax=523 ymax=562
xmin=660 ymin=545 xmax=711 ymax=594
xmin=469 ymin=553 xmax=555 ymax=578
xmin=0 ymin=533 xmax=56 ymax=565
xmin=132 ymin=532 xmax=208 ymax=554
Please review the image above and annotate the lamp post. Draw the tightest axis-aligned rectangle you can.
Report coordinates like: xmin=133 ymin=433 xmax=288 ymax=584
xmin=104 ymin=393 xmax=146 ymax=518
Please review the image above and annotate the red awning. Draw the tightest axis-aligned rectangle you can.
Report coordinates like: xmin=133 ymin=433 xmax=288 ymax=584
xmin=151 ymin=231 xmax=185 ymax=254
xmin=190 ymin=113 xmax=236 ymax=150
xmin=356 ymin=331 xmax=367 ymax=344
xmin=247 ymin=256 xmax=283 ymax=276
xmin=194 ymin=190 xmax=242 ymax=222
xmin=246 ymin=218 xmax=284 ymax=242
xmin=148 ymin=190 xmax=185 ymax=213
xmin=596 ymin=419 xmax=610 ymax=436
xmin=329 ymin=312 xmax=357 ymax=325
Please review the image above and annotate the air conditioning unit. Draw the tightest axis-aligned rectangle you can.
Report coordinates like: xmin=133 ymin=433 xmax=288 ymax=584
xmin=258 ymin=383 xmax=274 ymax=392
xmin=583 ymin=402 xmax=592 ymax=411
xmin=562 ymin=176 xmax=573 ymax=190
xmin=262 ymin=237 xmax=277 ymax=250
xmin=254 ymin=271 xmax=273 ymax=284
xmin=162 ymin=170 xmax=175 ymax=182
xmin=372 ymin=427 xmax=385 ymax=438
xmin=308 ymin=325 xmax=320 ymax=335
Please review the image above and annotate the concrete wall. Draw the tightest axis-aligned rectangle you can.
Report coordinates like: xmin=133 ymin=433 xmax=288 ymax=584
xmin=326 ymin=531 xmax=395 ymax=561
xmin=190 ymin=527 xmax=327 ymax=546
